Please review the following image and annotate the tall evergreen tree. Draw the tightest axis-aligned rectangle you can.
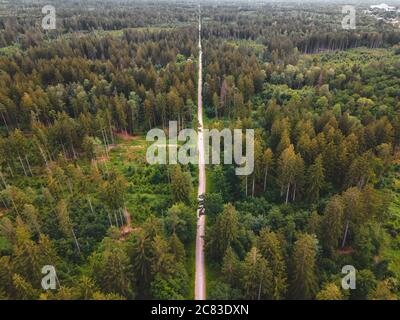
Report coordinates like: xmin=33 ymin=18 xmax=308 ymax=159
xmin=257 ymin=229 xmax=287 ymax=299
xmin=241 ymin=247 xmax=273 ymax=300
xmin=291 ymin=234 xmax=318 ymax=300
xmin=307 ymin=155 xmax=325 ymax=203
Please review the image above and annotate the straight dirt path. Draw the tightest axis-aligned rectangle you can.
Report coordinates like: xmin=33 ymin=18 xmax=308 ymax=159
xmin=195 ymin=4 xmax=206 ymax=301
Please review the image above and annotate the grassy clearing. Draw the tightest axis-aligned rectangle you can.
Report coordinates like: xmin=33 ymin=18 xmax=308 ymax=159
xmin=104 ymin=135 xmax=171 ymax=223
xmin=106 ymin=134 xmax=198 ymax=297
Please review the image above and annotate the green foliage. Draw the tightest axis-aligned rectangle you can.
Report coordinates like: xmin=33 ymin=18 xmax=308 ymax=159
xmin=207 ymin=204 xmax=239 ymax=261
xmin=290 ymin=234 xmax=318 ymax=300
xmin=164 ymin=203 xmax=196 ymax=244
xmin=170 ymin=166 xmax=193 ymax=205
xmin=89 ymin=238 xmax=135 ymax=298
xmin=0 ymin=0 xmax=399 ymax=301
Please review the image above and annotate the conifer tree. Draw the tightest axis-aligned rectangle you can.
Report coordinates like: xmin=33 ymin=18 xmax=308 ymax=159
xmin=291 ymin=234 xmax=318 ymax=300
xmin=307 ymin=155 xmax=325 ymax=203
xmin=257 ymin=229 xmax=287 ymax=299
xmin=241 ymin=247 xmax=273 ymax=300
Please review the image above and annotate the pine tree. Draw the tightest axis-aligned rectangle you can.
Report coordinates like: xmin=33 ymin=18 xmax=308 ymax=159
xmin=277 ymin=145 xmax=299 ymax=204
xmin=291 ymin=233 xmax=318 ymax=300
xmin=128 ymin=92 xmax=139 ymax=133
xmin=12 ymin=274 xmax=38 ymax=300
xmin=100 ymin=170 xmax=127 ymax=211
xmin=252 ymin=136 xmax=264 ymax=197
xmin=12 ymin=219 xmax=41 ymax=283
xmin=90 ymin=239 xmax=134 ymax=298
xmin=208 ymin=203 xmax=239 ymax=260
xmin=292 ymin=153 xmax=305 ymax=202
xmin=150 ymin=235 xmax=175 ymax=277
xmin=307 ymin=155 xmax=325 ymax=203
xmin=128 ymin=229 xmax=152 ymax=296
xmin=0 ymin=256 xmax=13 ymax=297
xmin=276 ymin=130 xmax=291 ymax=156
xmin=56 ymin=199 xmax=81 ymax=254
xmin=321 ymin=195 xmax=344 ymax=253
xmin=241 ymin=247 xmax=273 ymax=300
xmin=221 ymin=246 xmax=239 ymax=286
xmin=368 ymin=279 xmax=398 ymax=300
xmin=22 ymin=204 xmax=41 ymax=235
xmin=82 ymin=135 xmax=96 ymax=160
xmin=75 ymin=275 xmax=97 ymax=300
xmin=263 ymin=148 xmax=273 ymax=192
xmin=316 ymin=283 xmax=344 ymax=300
xmin=165 ymin=203 xmax=196 ymax=243
xmin=341 ymin=187 xmax=364 ymax=248
xmin=170 ymin=165 xmax=192 ymax=204
xmin=257 ymin=229 xmax=287 ymax=299
xmin=169 ymin=233 xmax=186 ymax=264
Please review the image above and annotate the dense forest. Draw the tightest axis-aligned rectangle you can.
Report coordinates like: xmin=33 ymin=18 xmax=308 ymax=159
xmin=0 ymin=0 xmax=399 ymax=300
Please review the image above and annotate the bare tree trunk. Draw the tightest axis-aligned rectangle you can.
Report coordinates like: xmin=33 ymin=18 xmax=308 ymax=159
xmin=341 ymin=220 xmax=350 ymax=248
xmin=71 ymin=228 xmax=81 ymax=255
xmin=285 ymin=183 xmax=290 ymax=204
xmin=71 ymin=144 xmax=77 ymax=159
xmin=1 ymin=112 xmax=9 ymax=131
xmin=0 ymin=171 xmax=6 ymax=187
xmin=61 ymin=143 xmax=68 ymax=159
xmin=0 ymin=197 xmax=8 ymax=209
xmin=245 ymin=176 xmax=248 ymax=197
xmin=18 ymin=154 xmax=27 ymax=176
xmin=88 ymin=198 xmax=94 ymax=214
xmin=10 ymin=195 xmax=20 ymax=215
xmin=108 ymin=117 xmax=114 ymax=145
xmin=67 ymin=179 xmax=73 ymax=193
xmin=108 ymin=212 xmax=113 ymax=227
xmin=163 ymin=111 xmax=167 ymax=130
xmin=114 ymin=212 xmax=119 ymax=228
xmin=252 ymin=176 xmax=255 ymax=198
xmin=38 ymin=145 xmax=49 ymax=170
xmin=131 ymin=108 xmax=135 ymax=134
xmin=8 ymin=165 xmax=14 ymax=177
xmin=25 ymin=155 xmax=33 ymax=176
xmin=166 ymin=166 xmax=171 ymax=184
xmin=292 ymin=183 xmax=296 ymax=202
xmin=119 ymin=209 xmax=124 ymax=226
xmin=101 ymin=129 xmax=109 ymax=158
xmin=263 ymin=167 xmax=268 ymax=192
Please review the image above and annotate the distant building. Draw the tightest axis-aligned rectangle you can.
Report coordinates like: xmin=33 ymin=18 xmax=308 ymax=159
xmin=370 ymin=3 xmax=396 ymax=11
